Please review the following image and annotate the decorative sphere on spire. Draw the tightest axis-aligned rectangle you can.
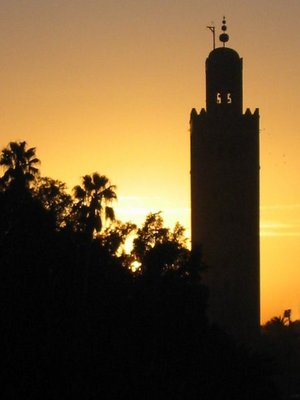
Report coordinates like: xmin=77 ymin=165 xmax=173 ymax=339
xmin=219 ymin=16 xmax=229 ymax=46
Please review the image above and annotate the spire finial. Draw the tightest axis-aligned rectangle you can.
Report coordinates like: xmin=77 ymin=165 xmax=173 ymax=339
xmin=219 ymin=16 xmax=229 ymax=47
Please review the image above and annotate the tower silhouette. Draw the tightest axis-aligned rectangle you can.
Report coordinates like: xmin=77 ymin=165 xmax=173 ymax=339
xmin=190 ymin=18 xmax=260 ymax=341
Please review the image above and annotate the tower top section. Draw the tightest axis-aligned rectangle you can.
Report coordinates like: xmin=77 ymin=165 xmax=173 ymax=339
xmin=207 ymin=47 xmax=240 ymax=63
xmin=205 ymin=17 xmax=243 ymax=116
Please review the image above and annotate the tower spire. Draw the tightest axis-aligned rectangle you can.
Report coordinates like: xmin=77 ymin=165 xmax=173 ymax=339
xmin=219 ymin=16 xmax=229 ymax=47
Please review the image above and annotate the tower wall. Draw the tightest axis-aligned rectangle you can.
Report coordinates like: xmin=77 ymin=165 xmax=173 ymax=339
xmin=190 ymin=42 xmax=260 ymax=342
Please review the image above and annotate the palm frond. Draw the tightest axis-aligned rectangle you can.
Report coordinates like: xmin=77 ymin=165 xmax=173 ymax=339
xmin=24 ymin=172 xmax=35 ymax=182
xmin=82 ymin=174 xmax=93 ymax=191
xmin=28 ymin=157 xmax=40 ymax=166
xmin=90 ymin=196 xmax=101 ymax=211
xmin=93 ymin=215 xmax=102 ymax=232
xmin=101 ymin=186 xmax=117 ymax=200
xmin=73 ymin=185 xmax=86 ymax=200
xmin=105 ymin=206 xmax=115 ymax=222
xmin=25 ymin=147 xmax=37 ymax=159
xmin=92 ymin=173 xmax=108 ymax=189
xmin=29 ymin=166 xmax=40 ymax=175
xmin=0 ymin=149 xmax=14 ymax=166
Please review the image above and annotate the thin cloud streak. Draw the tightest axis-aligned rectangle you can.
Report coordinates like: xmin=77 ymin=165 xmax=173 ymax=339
xmin=260 ymin=231 xmax=300 ymax=237
xmin=260 ymin=220 xmax=300 ymax=237
xmin=116 ymin=200 xmax=300 ymax=237
xmin=260 ymin=222 xmax=294 ymax=229
xmin=261 ymin=204 xmax=300 ymax=210
xmin=118 ymin=195 xmax=161 ymax=202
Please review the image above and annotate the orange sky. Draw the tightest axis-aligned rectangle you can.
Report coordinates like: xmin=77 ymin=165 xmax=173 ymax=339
xmin=0 ymin=1 xmax=299 ymax=323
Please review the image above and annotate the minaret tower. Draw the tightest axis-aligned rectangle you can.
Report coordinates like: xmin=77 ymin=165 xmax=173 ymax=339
xmin=190 ymin=18 xmax=260 ymax=341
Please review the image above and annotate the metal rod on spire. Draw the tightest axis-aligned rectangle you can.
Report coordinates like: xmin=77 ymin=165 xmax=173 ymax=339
xmin=207 ymin=25 xmax=216 ymax=50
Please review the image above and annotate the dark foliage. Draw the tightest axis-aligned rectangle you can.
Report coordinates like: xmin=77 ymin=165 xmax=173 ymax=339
xmin=0 ymin=142 xmax=283 ymax=399
xmin=261 ymin=315 xmax=300 ymax=398
xmin=32 ymin=177 xmax=72 ymax=230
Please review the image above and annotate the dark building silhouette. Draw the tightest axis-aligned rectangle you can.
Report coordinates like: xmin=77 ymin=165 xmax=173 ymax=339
xmin=190 ymin=18 xmax=260 ymax=341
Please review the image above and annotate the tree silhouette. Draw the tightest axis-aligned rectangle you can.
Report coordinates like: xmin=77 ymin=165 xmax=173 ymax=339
xmin=0 ymin=139 xmax=286 ymax=399
xmin=33 ymin=176 xmax=73 ymax=229
xmin=99 ymin=220 xmax=137 ymax=258
xmin=0 ymin=141 xmax=40 ymax=192
xmin=132 ymin=212 xmax=192 ymax=278
xmin=261 ymin=312 xmax=300 ymax=397
xmin=71 ymin=173 xmax=117 ymax=238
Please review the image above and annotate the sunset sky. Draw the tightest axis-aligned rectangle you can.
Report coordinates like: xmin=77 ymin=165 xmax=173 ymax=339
xmin=0 ymin=0 xmax=299 ymax=323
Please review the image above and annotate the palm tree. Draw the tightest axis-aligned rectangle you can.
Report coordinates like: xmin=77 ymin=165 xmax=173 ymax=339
xmin=0 ymin=141 xmax=40 ymax=191
xmin=72 ymin=172 xmax=117 ymax=238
